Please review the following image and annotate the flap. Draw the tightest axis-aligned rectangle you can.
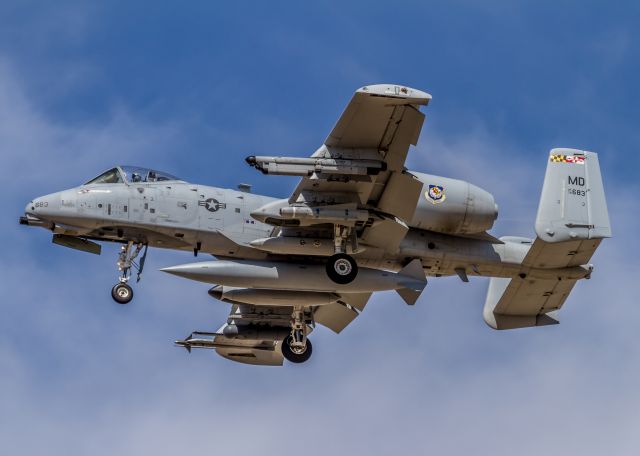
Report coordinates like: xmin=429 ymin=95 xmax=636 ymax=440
xmin=376 ymin=171 xmax=423 ymax=222
xmin=359 ymin=215 xmax=409 ymax=254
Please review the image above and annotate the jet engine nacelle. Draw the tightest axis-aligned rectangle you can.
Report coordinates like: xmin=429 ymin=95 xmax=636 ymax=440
xmin=408 ymin=171 xmax=498 ymax=234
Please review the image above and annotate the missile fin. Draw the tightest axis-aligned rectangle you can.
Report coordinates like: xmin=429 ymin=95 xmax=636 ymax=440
xmin=396 ymin=287 xmax=424 ymax=306
xmin=396 ymin=259 xmax=427 ymax=305
xmin=399 ymin=258 xmax=425 ymax=280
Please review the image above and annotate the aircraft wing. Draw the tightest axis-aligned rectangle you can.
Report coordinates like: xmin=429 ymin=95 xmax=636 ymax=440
xmin=291 ymin=85 xmax=430 ymax=223
xmin=313 ymin=292 xmax=372 ymax=333
xmin=249 ymin=84 xmax=431 ymax=254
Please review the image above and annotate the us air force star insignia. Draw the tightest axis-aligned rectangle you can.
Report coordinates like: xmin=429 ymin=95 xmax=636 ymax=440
xmin=198 ymin=198 xmax=227 ymax=212
xmin=426 ymin=185 xmax=446 ymax=205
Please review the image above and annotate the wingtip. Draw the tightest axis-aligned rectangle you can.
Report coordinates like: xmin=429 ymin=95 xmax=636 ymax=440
xmin=357 ymin=84 xmax=431 ymax=104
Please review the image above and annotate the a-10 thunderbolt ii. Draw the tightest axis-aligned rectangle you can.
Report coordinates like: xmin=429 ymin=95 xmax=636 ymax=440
xmin=20 ymin=84 xmax=611 ymax=366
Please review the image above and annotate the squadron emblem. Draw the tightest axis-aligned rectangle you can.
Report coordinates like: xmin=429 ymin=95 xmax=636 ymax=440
xmin=426 ymin=185 xmax=446 ymax=204
xmin=198 ymin=198 xmax=226 ymax=212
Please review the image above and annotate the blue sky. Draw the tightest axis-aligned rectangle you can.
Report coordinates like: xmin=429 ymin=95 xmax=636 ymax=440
xmin=2 ymin=1 xmax=640 ymax=454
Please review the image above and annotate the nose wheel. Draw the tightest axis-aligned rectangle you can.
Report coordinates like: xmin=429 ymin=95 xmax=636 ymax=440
xmin=110 ymin=241 xmax=148 ymax=304
xmin=111 ymin=282 xmax=134 ymax=304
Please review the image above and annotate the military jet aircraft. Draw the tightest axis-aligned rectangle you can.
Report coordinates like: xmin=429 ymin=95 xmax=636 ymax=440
xmin=20 ymin=84 xmax=611 ymax=366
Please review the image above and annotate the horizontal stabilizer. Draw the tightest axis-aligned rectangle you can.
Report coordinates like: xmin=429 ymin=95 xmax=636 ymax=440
xmin=483 ymin=274 xmax=575 ymax=330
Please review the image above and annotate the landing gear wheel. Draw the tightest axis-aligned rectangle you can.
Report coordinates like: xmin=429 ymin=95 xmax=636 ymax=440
xmin=111 ymin=283 xmax=133 ymax=304
xmin=281 ymin=335 xmax=313 ymax=364
xmin=326 ymin=253 xmax=358 ymax=284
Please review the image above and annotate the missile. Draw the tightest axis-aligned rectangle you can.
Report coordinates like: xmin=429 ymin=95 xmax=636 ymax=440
xmin=250 ymin=199 xmax=369 ymax=227
xmin=161 ymin=259 xmax=427 ymax=304
xmin=209 ymin=285 xmax=341 ymax=306
xmin=249 ymin=236 xmax=364 ymax=256
xmin=245 ymin=155 xmax=386 ymax=177
xmin=175 ymin=329 xmax=284 ymax=352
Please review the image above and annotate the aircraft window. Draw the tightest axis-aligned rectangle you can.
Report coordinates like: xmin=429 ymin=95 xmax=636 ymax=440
xmin=85 ymin=168 xmax=124 ymax=184
xmin=120 ymin=166 xmax=180 ymax=183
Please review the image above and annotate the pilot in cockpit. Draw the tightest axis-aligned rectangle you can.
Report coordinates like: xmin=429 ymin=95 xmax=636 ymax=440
xmin=84 ymin=166 xmax=181 ymax=185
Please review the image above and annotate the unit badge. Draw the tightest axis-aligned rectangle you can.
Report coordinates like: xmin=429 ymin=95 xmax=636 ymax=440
xmin=426 ymin=185 xmax=446 ymax=204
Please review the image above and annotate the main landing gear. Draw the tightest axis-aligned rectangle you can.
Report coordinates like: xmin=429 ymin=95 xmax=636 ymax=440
xmin=111 ymin=241 xmax=148 ymax=304
xmin=326 ymin=253 xmax=358 ymax=284
xmin=325 ymin=225 xmax=358 ymax=285
xmin=281 ymin=306 xmax=313 ymax=363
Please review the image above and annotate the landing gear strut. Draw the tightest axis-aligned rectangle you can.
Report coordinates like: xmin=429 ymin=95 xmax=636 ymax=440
xmin=281 ymin=307 xmax=313 ymax=363
xmin=325 ymin=225 xmax=358 ymax=285
xmin=111 ymin=241 xmax=148 ymax=304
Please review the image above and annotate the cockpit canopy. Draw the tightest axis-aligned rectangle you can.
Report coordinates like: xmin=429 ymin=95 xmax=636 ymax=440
xmin=85 ymin=166 xmax=182 ymax=185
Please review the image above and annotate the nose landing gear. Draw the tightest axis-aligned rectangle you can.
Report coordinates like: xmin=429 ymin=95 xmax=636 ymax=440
xmin=112 ymin=282 xmax=133 ymax=304
xmin=111 ymin=242 xmax=148 ymax=304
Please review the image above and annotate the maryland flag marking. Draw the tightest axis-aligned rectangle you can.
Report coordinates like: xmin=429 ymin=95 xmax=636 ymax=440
xmin=550 ymin=154 xmax=585 ymax=164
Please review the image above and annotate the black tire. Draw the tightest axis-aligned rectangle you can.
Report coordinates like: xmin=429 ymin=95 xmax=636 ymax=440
xmin=281 ymin=335 xmax=313 ymax=364
xmin=111 ymin=283 xmax=133 ymax=304
xmin=326 ymin=253 xmax=358 ymax=284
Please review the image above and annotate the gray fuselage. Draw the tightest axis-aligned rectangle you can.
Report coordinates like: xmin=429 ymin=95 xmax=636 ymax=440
xmin=24 ymin=169 xmax=586 ymax=283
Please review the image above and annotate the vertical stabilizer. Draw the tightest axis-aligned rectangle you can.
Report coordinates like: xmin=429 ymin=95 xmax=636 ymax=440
xmin=535 ymin=148 xmax=611 ymax=243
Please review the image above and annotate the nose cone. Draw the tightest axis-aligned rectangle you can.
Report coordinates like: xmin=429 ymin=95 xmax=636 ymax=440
xmin=29 ymin=191 xmax=62 ymax=220
xmin=208 ymin=285 xmax=223 ymax=300
xmin=250 ymin=198 xmax=289 ymax=223
xmin=160 ymin=262 xmax=216 ymax=283
xmin=25 ymin=201 xmax=35 ymax=216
